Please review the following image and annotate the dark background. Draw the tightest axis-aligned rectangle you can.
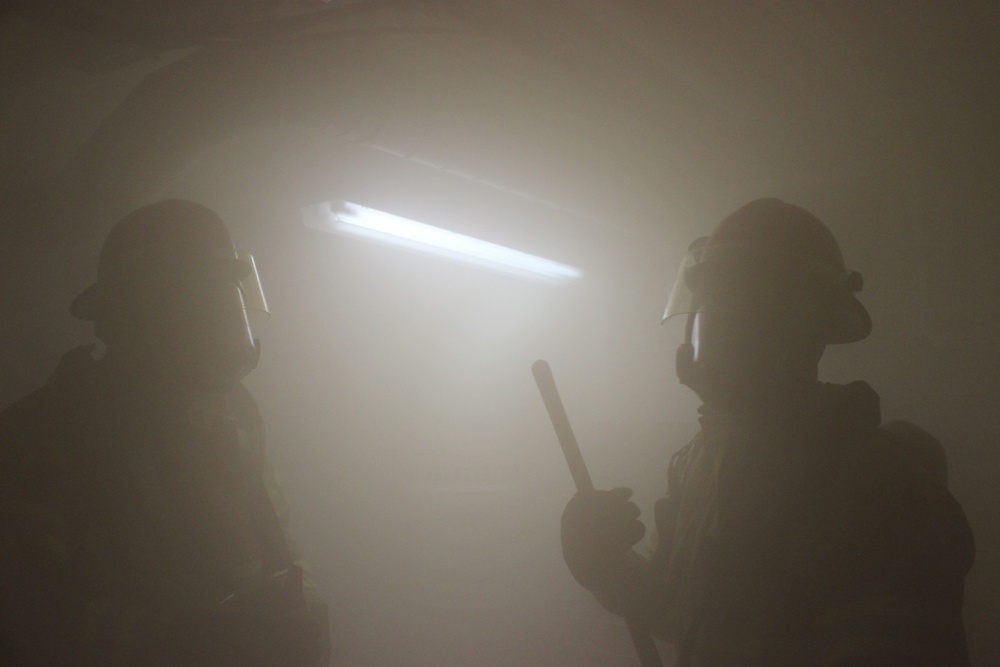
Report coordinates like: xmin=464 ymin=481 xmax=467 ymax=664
xmin=1 ymin=2 xmax=997 ymax=665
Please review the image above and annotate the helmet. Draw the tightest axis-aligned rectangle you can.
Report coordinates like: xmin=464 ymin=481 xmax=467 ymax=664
xmin=72 ymin=199 xmax=269 ymax=391
xmin=71 ymin=199 xmax=268 ymax=321
xmin=663 ymin=198 xmax=870 ymax=344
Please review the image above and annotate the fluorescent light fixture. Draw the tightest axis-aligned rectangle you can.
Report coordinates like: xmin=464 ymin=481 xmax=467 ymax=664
xmin=302 ymin=200 xmax=583 ymax=283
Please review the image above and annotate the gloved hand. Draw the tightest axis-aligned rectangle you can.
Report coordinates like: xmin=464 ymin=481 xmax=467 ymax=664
xmin=561 ymin=487 xmax=646 ymax=591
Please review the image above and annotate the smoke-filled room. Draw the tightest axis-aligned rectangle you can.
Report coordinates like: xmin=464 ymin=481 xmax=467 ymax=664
xmin=1 ymin=2 xmax=998 ymax=666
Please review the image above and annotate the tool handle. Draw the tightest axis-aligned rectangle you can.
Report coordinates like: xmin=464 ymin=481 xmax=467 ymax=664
xmin=532 ymin=359 xmax=663 ymax=667
xmin=531 ymin=359 xmax=594 ymax=492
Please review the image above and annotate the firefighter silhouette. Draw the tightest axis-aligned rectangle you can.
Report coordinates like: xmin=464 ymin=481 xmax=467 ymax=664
xmin=0 ymin=200 xmax=330 ymax=666
xmin=561 ymin=199 xmax=974 ymax=666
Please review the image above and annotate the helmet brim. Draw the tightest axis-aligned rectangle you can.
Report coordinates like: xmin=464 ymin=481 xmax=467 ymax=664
xmin=827 ymin=296 xmax=872 ymax=344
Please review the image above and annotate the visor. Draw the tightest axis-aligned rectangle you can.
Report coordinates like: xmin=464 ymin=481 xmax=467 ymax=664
xmin=231 ymin=250 xmax=269 ymax=316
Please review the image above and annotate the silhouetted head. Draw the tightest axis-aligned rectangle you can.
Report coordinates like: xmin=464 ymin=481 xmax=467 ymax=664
xmin=664 ymin=198 xmax=870 ymax=413
xmin=72 ymin=199 xmax=268 ymax=393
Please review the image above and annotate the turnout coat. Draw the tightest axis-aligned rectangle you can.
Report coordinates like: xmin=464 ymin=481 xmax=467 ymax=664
xmin=0 ymin=346 xmax=329 ymax=666
xmin=647 ymin=382 xmax=974 ymax=667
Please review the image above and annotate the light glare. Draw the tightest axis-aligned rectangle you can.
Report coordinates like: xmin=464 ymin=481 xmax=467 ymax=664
xmin=302 ymin=201 xmax=583 ymax=283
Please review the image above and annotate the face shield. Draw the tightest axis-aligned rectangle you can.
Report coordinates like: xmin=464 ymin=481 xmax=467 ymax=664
xmin=169 ymin=248 xmax=268 ymax=390
xmin=662 ymin=238 xmax=710 ymax=324
xmin=223 ymin=249 xmax=270 ymax=317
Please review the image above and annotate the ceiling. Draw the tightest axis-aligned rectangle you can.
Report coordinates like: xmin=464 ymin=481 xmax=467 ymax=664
xmin=3 ymin=1 xmax=997 ymax=237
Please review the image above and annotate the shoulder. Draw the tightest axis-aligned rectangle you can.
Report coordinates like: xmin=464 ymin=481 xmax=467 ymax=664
xmin=0 ymin=346 xmax=97 ymax=440
xmin=839 ymin=420 xmax=949 ymax=494
xmin=877 ymin=420 xmax=948 ymax=486
xmin=0 ymin=346 xmax=99 ymax=501
xmin=833 ymin=420 xmax=974 ymax=575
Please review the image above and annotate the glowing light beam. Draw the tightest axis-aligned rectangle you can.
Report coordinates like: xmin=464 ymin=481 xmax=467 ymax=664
xmin=302 ymin=201 xmax=583 ymax=283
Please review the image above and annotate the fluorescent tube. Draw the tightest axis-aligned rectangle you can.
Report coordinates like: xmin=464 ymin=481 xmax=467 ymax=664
xmin=302 ymin=201 xmax=583 ymax=283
